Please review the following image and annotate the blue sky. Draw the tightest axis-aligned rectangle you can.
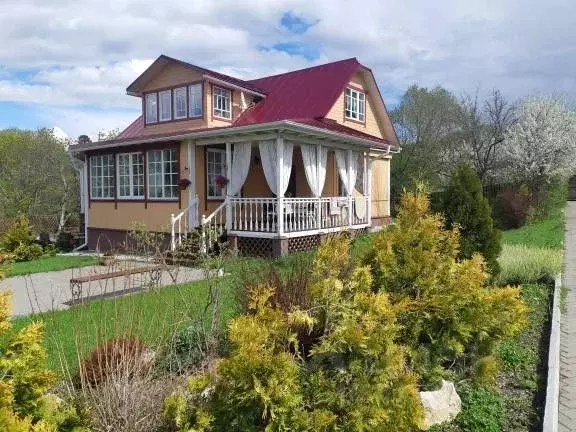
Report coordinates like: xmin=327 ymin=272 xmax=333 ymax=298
xmin=0 ymin=0 xmax=575 ymax=139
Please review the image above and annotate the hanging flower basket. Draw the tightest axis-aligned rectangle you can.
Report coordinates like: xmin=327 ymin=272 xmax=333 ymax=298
xmin=215 ymin=175 xmax=229 ymax=188
xmin=178 ymin=178 xmax=191 ymax=190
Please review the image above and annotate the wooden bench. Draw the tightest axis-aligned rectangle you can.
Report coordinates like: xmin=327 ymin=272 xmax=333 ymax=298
xmin=69 ymin=265 xmax=163 ymax=302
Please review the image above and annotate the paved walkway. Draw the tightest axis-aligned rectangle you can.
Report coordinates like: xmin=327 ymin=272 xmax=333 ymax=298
xmin=0 ymin=262 xmax=207 ymax=316
xmin=561 ymin=202 xmax=576 ymax=431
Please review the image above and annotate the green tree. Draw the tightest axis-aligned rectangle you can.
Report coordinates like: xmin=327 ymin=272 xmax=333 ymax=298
xmin=0 ymin=128 xmax=78 ymax=233
xmin=443 ymin=164 xmax=502 ymax=277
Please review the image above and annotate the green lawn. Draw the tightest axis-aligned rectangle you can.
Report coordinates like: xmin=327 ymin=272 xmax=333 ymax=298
xmin=500 ymin=210 xmax=564 ymax=249
xmin=12 ymin=277 xmax=238 ymax=375
xmin=6 ymin=255 xmax=98 ymax=277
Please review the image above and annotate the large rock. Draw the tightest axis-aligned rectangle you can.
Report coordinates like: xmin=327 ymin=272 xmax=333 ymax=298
xmin=419 ymin=380 xmax=461 ymax=430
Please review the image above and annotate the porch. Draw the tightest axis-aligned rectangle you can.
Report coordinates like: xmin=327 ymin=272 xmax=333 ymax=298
xmin=170 ymin=125 xmax=394 ymax=255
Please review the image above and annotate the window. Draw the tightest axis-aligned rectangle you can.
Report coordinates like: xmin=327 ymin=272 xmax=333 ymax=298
xmin=213 ymin=86 xmax=231 ymax=119
xmin=345 ymin=87 xmax=365 ymax=122
xmin=145 ymin=93 xmax=158 ymax=124
xmin=159 ymin=90 xmax=172 ymax=122
xmin=90 ymin=154 xmax=114 ymax=198
xmin=189 ymin=83 xmax=202 ymax=117
xmin=117 ymin=153 xmax=144 ymax=199
xmin=173 ymin=87 xmax=187 ymax=119
xmin=206 ymin=148 xmax=227 ymax=199
xmin=147 ymin=149 xmax=178 ymax=199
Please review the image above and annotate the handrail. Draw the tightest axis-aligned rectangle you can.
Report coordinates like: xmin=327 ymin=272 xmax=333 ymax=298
xmin=202 ymin=201 xmax=227 ymax=224
xmin=170 ymin=194 xmax=199 ymax=251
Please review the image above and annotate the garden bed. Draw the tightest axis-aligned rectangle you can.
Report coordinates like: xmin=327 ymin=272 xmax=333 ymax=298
xmin=434 ymin=281 xmax=553 ymax=432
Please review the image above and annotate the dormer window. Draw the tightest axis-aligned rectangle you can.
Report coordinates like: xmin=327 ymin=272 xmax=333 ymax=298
xmin=213 ymin=86 xmax=231 ymax=120
xmin=144 ymin=83 xmax=203 ymax=124
xmin=159 ymin=90 xmax=172 ymax=122
xmin=173 ymin=87 xmax=187 ymax=119
xmin=145 ymin=93 xmax=158 ymax=124
xmin=345 ymin=87 xmax=365 ymax=122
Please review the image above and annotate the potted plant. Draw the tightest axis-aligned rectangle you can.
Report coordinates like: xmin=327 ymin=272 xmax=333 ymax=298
xmin=215 ymin=175 xmax=229 ymax=188
xmin=99 ymin=251 xmax=115 ymax=266
xmin=178 ymin=178 xmax=192 ymax=190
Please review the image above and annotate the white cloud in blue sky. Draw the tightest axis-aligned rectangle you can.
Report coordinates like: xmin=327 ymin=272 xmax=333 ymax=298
xmin=0 ymin=0 xmax=575 ymax=138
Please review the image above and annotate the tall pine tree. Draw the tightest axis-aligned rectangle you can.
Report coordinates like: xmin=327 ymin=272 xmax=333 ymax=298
xmin=443 ymin=164 xmax=501 ymax=277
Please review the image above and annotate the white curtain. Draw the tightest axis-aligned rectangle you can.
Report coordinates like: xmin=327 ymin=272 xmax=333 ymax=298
xmin=259 ymin=140 xmax=294 ymax=196
xmin=335 ymin=149 xmax=359 ymax=195
xmin=300 ymin=143 xmax=328 ymax=197
xmin=227 ymin=142 xmax=252 ymax=196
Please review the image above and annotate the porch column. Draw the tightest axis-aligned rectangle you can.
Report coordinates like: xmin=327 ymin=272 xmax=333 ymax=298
xmin=347 ymin=148 xmax=353 ymax=228
xmin=225 ymin=142 xmax=232 ymax=230
xmin=367 ymin=154 xmax=373 ymax=225
xmin=316 ymin=144 xmax=322 ymax=230
xmin=187 ymin=140 xmax=198 ymax=227
xmin=276 ymin=134 xmax=285 ymax=236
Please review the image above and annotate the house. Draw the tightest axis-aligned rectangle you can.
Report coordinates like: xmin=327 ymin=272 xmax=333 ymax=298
xmin=70 ymin=55 xmax=400 ymax=257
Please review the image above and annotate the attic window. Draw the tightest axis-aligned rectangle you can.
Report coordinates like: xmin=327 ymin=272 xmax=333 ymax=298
xmin=145 ymin=93 xmax=158 ymax=124
xmin=345 ymin=87 xmax=365 ymax=122
xmin=213 ymin=86 xmax=231 ymax=120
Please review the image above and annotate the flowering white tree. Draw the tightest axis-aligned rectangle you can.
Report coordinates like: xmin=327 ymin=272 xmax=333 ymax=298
xmin=504 ymin=95 xmax=576 ymax=186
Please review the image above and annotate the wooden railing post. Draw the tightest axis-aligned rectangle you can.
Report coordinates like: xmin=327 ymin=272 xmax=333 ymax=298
xmin=200 ymin=214 xmax=207 ymax=254
xmin=347 ymin=149 xmax=354 ymax=228
xmin=225 ymin=142 xmax=232 ymax=231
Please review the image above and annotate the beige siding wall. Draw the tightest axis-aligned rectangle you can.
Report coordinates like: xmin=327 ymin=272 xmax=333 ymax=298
xmin=88 ymin=141 xmax=189 ymax=232
xmin=371 ymin=158 xmax=390 ymax=218
xmin=143 ymin=63 xmax=203 ymax=92
xmin=325 ymin=71 xmax=385 ymax=138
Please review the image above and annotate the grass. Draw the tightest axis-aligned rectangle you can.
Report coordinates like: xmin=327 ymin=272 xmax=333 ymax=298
xmin=497 ymin=244 xmax=563 ymax=286
xmin=6 ymin=255 xmax=98 ymax=277
xmin=501 ymin=210 xmax=564 ymax=249
xmin=11 ymin=277 xmax=238 ymax=374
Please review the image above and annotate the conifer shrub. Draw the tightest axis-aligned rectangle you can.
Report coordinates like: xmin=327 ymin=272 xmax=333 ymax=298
xmin=163 ymin=237 xmax=424 ymax=431
xmin=0 ymin=269 xmax=87 ymax=430
xmin=442 ymin=164 xmax=502 ymax=277
xmin=363 ymin=188 xmax=529 ymax=385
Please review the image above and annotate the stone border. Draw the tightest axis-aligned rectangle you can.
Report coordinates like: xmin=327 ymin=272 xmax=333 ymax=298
xmin=543 ymin=274 xmax=562 ymax=432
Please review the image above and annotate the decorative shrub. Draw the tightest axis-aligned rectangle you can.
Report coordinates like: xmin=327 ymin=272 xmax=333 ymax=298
xmin=163 ymin=237 xmax=424 ymax=431
xmin=362 ymin=188 xmax=529 ymax=384
xmin=493 ymin=185 xmax=533 ymax=229
xmin=75 ymin=336 xmax=150 ymax=388
xmin=55 ymin=231 xmax=76 ymax=252
xmin=442 ymin=164 xmax=501 ymax=277
xmin=13 ymin=243 xmax=43 ymax=262
xmin=0 ymin=216 xmax=35 ymax=252
xmin=0 ymin=270 xmax=87 ymax=430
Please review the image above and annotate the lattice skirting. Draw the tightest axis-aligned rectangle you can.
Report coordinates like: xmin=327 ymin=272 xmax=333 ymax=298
xmin=288 ymin=235 xmax=321 ymax=253
xmin=237 ymin=236 xmax=274 ymax=258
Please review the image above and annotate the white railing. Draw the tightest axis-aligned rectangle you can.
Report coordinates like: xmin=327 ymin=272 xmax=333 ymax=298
xmin=228 ymin=196 xmax=368 ymax=234
xmin=170 ymin=208 xmax=189 ymax=252
xmin=200 ymin=201 xmax=226 ymax=252
xmin=170 ymin=194 xmax=199 ymax=252
xmin=230 ymin=197 xmax=278 ymax=232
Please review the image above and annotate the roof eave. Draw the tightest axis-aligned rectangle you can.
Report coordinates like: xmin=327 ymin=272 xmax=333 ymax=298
xmin=70 ymin=120 xmax=399 ymax=154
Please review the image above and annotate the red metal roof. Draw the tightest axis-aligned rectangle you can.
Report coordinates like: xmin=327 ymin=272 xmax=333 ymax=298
xmin=236 ymin=58 xmax=360 ymax=125
xmin=94 ymin=58 xmax=394 ymax=149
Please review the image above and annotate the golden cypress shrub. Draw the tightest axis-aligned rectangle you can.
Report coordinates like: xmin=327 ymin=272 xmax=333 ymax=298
xmin=363 ymin=189 xmax=529 ymax=384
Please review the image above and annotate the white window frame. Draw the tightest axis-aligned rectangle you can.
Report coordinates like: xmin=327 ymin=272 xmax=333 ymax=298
xmin=116 ymin=152 xmax=144 ymax=199
xmin=212 ymin=86 xmax=231 ymax=120
xmin=173 ymin=87 xmax=187 ymax=120
xmin=89 ymin=154 xmax=114 ymax=199
xmin=206 ymin=148 xmax=227 ymax=199
xmin=189 ymin=83 xmax=203 ymax=117
xmin=345 ymin=87 xmax=365 ymax=122
xmin=146 ymin=148 xmax=179 ymax=200
xmin=159 ymin=90 xmax=172 ymax=122
xmin=145 ymin=93 xmax=158 ymax=124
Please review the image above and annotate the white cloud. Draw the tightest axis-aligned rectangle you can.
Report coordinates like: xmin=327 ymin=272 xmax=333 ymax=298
xmin=0 ymin=0 xmax=575 ymax=135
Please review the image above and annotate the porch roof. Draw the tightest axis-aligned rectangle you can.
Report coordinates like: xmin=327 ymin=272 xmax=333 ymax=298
xmin=69 ymin=118 xmax=399 ymax=154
